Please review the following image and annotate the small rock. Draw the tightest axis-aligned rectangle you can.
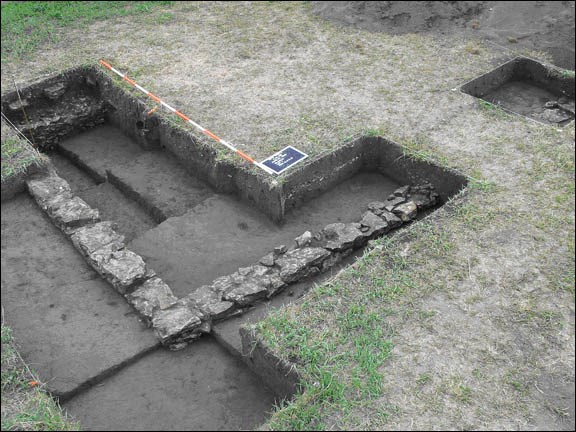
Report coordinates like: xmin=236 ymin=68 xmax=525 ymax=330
xmin=8 ymin=99 xmax=29 ymax=112
xmin=43 ymin=83 xmax=66 ymax=100
xmin=320 ymin=251 xmax=345 ymax=272
xmin=392 ymin=201 xmax=417 ymax=222
xmin=384 ymin=196 xmax=406 ymax=211
xmin=273 ymin=245 xmax=288 ymax=256
xmin=410 ymin=192 xmax=439 ymax=210
xmin=367 ymin=201 xmax=386 ymax=216
xmin=359 ymin=211 xmax=390 ymax=237
xmin=544 ymin=101 xmax=559 ymax=109
xmin=259 ymin=252 xmax=276 ymax=267
xmin=294 ymin=231 xmax=313 ymax=248
xmin=393 ymin=185 xmax=411 ymax=197
xmin=380 ymin=210 xmax=402 ymax=229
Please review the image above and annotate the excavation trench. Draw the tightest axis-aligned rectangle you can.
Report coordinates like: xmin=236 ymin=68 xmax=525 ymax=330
xmin=1 ymin=65 xmax=467 ymax=430
xmin=460 ymin=56 xmax=575 ymax=126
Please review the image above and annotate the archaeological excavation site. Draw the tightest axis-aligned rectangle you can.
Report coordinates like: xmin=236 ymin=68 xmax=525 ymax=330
xmin=2 ymin=1 xmax=574 ymax=431
xmin=1 ymin=62 xmax=469 ymax=429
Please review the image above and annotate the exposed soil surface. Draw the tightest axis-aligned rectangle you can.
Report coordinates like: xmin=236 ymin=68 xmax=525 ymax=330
xmin=313 ymin=1 xmax=576 ymax=69
xmin=62 ymin=337 xmax=276 ymax=431
xmin=484 ymin=81 xmax=575 ymax=125
xmin=0 ymin=193 xmax=278 ymax=429
xmin=57 ymin=124 xmax=400 ymax=297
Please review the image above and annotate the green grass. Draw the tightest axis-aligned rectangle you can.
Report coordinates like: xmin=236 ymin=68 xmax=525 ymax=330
xmin=257 ymin=238 xmax=413 ymax=429
xmin=1 ymin=131 xmax=46 ymax=182
xmin=1 ymin=1 xmax=173 ymax=62
xmin=1 ymin=324 xmax=80 ymax=431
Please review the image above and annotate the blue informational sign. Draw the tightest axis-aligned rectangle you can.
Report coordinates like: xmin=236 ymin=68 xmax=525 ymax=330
xmin=261 ymin=146 xmax=308 ymax=174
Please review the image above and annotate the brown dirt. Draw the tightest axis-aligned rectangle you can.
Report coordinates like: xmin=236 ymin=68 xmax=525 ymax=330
xmin=313 ymin=1 xmax=576 ymax=69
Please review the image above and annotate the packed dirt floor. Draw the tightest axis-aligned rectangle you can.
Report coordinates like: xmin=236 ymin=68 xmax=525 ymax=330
xmin=1 ymin=1 xmax=574 ymax=430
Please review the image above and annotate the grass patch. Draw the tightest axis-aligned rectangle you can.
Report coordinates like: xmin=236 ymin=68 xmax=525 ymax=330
xmin=257 ymin=238 xmax=416 ymax=429
xmin=1 ymin=324 xmax=80 ymax=431
xmin=1 ymin=123 xmax=46 ymax=182
xmin=1 ymin=1 xmax=173 ymax=62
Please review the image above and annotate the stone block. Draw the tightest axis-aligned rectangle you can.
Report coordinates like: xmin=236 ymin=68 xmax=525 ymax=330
xmin=88 ymin=249 xmax=151 ymax=295
xmin=27 ymin=173 xmax=72 ymax=209
xmin=223 ymin=265 xmax=285 ymax=306
xmin=151 ymin=303 xmax=203 ymax=344
xmin=184 ymin=285 xmax=236 ymax=321
xmin=48 ymin=196 xmax=100 ymax=232
xmin=316 ymin=223 xmax=365 ymax=252
xmin=128 ymin=277 xmax=178 ymax=322
xmin=275 ymin=247 xmax=332 ymax=283
xmin=392 ymin=201 xmax=417 ymax=222
xmin=359 ymin=211 xmax=390 ymax=237
xmin=70 ymin=221 xmax=125 ymax=256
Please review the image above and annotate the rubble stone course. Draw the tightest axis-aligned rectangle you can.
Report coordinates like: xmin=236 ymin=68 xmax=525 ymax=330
xmin=27 ymin=169 xmax=438 ymax=348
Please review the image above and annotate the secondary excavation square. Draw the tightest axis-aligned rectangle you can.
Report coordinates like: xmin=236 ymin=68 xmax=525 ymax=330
xmin=460 ymin=56 xmax=575 ymax=126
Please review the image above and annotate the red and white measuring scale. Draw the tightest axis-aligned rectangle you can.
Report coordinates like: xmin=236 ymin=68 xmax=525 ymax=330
xmin=99 ymin=59 xmax=278 ymax=175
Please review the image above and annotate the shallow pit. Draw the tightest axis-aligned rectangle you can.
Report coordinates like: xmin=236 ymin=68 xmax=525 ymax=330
xmin=459 ymin=56 xmax=575 ymax=126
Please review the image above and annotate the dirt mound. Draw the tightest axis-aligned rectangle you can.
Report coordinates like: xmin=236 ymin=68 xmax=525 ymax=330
xmin=312 ymin=1 xmax=576 ymax=69
xmin=312 ymin=1 xmax=487 ymax=34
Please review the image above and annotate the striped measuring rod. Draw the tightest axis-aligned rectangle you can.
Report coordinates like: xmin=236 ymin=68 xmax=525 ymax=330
xmin=99 ymin=59 xmax=276 ymax=175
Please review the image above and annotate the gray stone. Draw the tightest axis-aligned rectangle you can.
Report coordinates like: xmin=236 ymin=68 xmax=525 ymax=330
xmin=184 ymin=285 xmax=236 ymax=320
xmin=317 ymin=223 xmax=365 ymax=252
xmin=223 ymin=265 xmax=285 ymax=305
xmin=273 ymin=245 xmax=288 ymax=256
xmin=43 ymin=83 xmax=67 ymax=100
xmin=8 ymin=99 xmax=29 ymax=112
xmin=211 ymin=274 xmax=235 ymax=296
xmin=294 ymin=231 xmax=313 ymax=248
xmin=152 ymin=303 xmax=203 ymax=344
xmin=380 ymin=210 xmax=402 ymax=229
xmin=384 ymin=196 xmax=406 ymax=212
xmin=275 ymin=247 xmax=331 ymax=283
xmin=392 ymin=201 xmax=417 ymax=222
xmin=203 ymin=300 xmax=236 ymax=320
xmin=538 ymin=107 xmax=573 ymax=124
xmin=88 ymin=249 xmax=151 ymax=295
xmin=259 ymin=252 xmax=276 ymax=267
xmin=320 ymin=251 xmax=345 ymax=272
xmin=367 ymin=201 xmax=386 ymax=216
xmin=224 ymin=278 xmax=269 ymax=306
xmin=48 ymin=196 xmax=100 ymax=231
xmin=410 ymin=183 xmax=439 ymax=210
xmin=27 ymin=173 xmax=72 ymax=208
xmin=70 ymin=221 xmax=124 ymax=256
xmin=359 ymin=211 xmax=390 ymax=237
xmin=410 ymin=192 xmax=438 ymax=210
xmin=393 ymin=185 xmax=411 ymax=197
xmin=128 ymin=277 xmax=178 ymax=322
